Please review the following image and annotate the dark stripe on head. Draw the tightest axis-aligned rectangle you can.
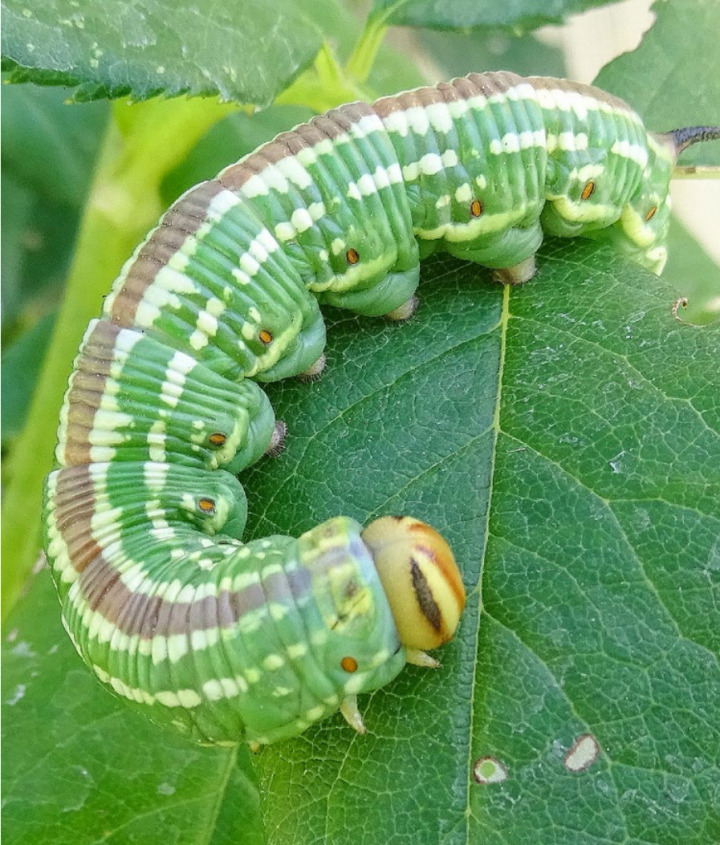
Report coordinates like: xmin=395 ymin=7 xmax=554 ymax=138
xmin=409 ymin=557 xmax=443 ymax=632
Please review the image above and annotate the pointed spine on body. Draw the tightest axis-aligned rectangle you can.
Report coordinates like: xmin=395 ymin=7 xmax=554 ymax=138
xmin=42 ymin=71 xmax=718 ymax=746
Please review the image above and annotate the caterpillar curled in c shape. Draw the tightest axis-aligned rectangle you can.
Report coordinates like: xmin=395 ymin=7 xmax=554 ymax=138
xmin=43 ymin=71 xmax=720 ymax=748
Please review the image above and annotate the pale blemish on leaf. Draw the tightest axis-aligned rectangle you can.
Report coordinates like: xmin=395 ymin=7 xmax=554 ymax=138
xmin=473 ymin=756 xmax=508 ymax=785
xmin=6 ymin=684 xmax=27 ymax=706
xmin=563 ymin=734 xmax=600 ymax=773
xmin=11 ymin=640 xmax=37 ymax=659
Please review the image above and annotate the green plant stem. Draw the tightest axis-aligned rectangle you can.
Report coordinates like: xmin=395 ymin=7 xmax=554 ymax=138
xmin=1 ymin=96 xmax=234 ymax=620
xmin=277 ymin=42 xmax=369 ymax=110
xmin=346 ymin=10 xmax=391 ymax=84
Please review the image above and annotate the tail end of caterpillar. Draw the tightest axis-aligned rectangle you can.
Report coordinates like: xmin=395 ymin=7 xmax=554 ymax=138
xmin=361 ymin=516 xmax=466 ymax=653
xmin=658 ymin=125 xmax=720 ymax=161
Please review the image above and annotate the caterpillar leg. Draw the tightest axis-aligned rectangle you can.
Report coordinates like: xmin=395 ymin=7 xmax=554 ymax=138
xmin=299 ymin=352 xmax=327 ymax=380
xmin=340 ymin=695 xmax=367 ymax=735
xmin=337 ymin=648 xmax=443 ymax=738
xmin=384 ymin=295 xmax=419 ymax=322
xmin=493 ymin=255 xmax=537 ymax=286
xmin=405 ymin=649 xmax=441 ymax=669
xmin=444 ymin=222 xmax=543 ymax=283
xmin=265 ymin=420 xmax=288 ymax=457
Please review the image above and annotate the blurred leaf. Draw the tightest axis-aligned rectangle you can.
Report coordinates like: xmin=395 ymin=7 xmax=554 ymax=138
xmin=595 ymin=0 xmax=720 ymax=167
xmin=418 ymin=28 xmax=565 ymax=80
xmin=664 ymin=215 xmax=720 ymax=325
xmin=1 ymin=83 xmax=109 ymax=204
xmin=372 ymin=0 xmax=618 ymax=31
xmin=1 ymin=0 xmax=324 ymax=106
xmin=5 ymin=246 xmax=719 ymax=843
xmin=1 ymin=170 xmax=34 ymax=328
xmin=1 ymin=312 xmax=56 ymax=447
xmin=0 ymin=188 xmax=81 ymax=332
xmin=1 ymin=87 xmax=108 ymax=332
xmin=160 ymin=106 xmax=315 ymax=205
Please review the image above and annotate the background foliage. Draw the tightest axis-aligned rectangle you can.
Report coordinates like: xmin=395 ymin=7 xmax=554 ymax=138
xmin=2 ymin=1 xmax=719 ymax=843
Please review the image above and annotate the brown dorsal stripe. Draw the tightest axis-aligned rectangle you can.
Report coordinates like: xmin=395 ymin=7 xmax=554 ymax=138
xmin=76 ymin=551 xmax=313 ymax=638
xmin=221 ymin=102 xmax=376 ymax=193
xmin=54 ymin=465 xmax=316 ymax=638
xmin=60 ymin=322 xmax=124 ymax=466
xmin=108 ymin=180 xmax=226 ymax=326
xmin=373 ymin=70 xmax=524 ymax=117
xmin=525 ymin=75 xmax=635 ymax=114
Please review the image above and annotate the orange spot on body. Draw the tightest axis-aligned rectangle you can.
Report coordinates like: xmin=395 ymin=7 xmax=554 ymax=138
xmin=470 ymin=200 xmax=484 ymax=217
xmin=259 ymin=329 xmax=273 ymax=345
xmin=581 ymin=181 xmax=596 ymax=200
xmin=645 ymin=205 xmax=658 ymax=221
xmin=341 ymin=656 xmax=358 ymax=673
xmin=198 ymin=498 xmax=216 ymax=513
xmin=209 ymin=432 xmax=227 ymax=446
xmin=346 ymin=248 xmax=359 ymax=265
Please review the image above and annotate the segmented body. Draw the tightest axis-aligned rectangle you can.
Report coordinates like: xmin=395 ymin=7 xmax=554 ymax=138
xmin=43 ymin=71 xmax=682 ymax=746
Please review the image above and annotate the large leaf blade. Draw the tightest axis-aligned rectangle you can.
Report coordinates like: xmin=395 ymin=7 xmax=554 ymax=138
xmin=246 ymin=245 xmax=720 ymax=843
xmin=1 ymin=0 xmax=323 ymax=105
xmin=370 ymin=0 xmax=618 ymax=32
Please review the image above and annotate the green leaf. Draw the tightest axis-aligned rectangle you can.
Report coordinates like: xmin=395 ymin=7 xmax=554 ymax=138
xmin=1 ymin=0 xmax=324 ymax=105
xmin=1 ymin=312 xmax=55 ymax=446
xmin=371 ymin=0 xmax=618 ymax=31
xmin=246 ymin=245 xmax=720 ymax=843
xmin=0 ymin=86 xmax=108 ymax=334
xmin=594 ymin=0 xmax=720 ymax=167
xmin=4 ymin=246 xmax=718 ymax=843
xmin=417 ymin=28 xmax=565 ymax=81
xmin=1 ymin=82 xmax=109 ymax=205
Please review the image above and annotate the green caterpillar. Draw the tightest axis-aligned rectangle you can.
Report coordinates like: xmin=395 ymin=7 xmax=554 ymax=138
xmin=43 ymin=71 xmax=719 ymax=748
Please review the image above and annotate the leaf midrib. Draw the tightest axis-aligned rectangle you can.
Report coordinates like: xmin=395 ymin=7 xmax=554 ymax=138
xmin=462 ymin=283 xmax=511 ymax=844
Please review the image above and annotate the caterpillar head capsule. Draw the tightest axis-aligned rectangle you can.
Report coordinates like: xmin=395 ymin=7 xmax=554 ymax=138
xmin=361 ymin=516 xmax=466 ymax=652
